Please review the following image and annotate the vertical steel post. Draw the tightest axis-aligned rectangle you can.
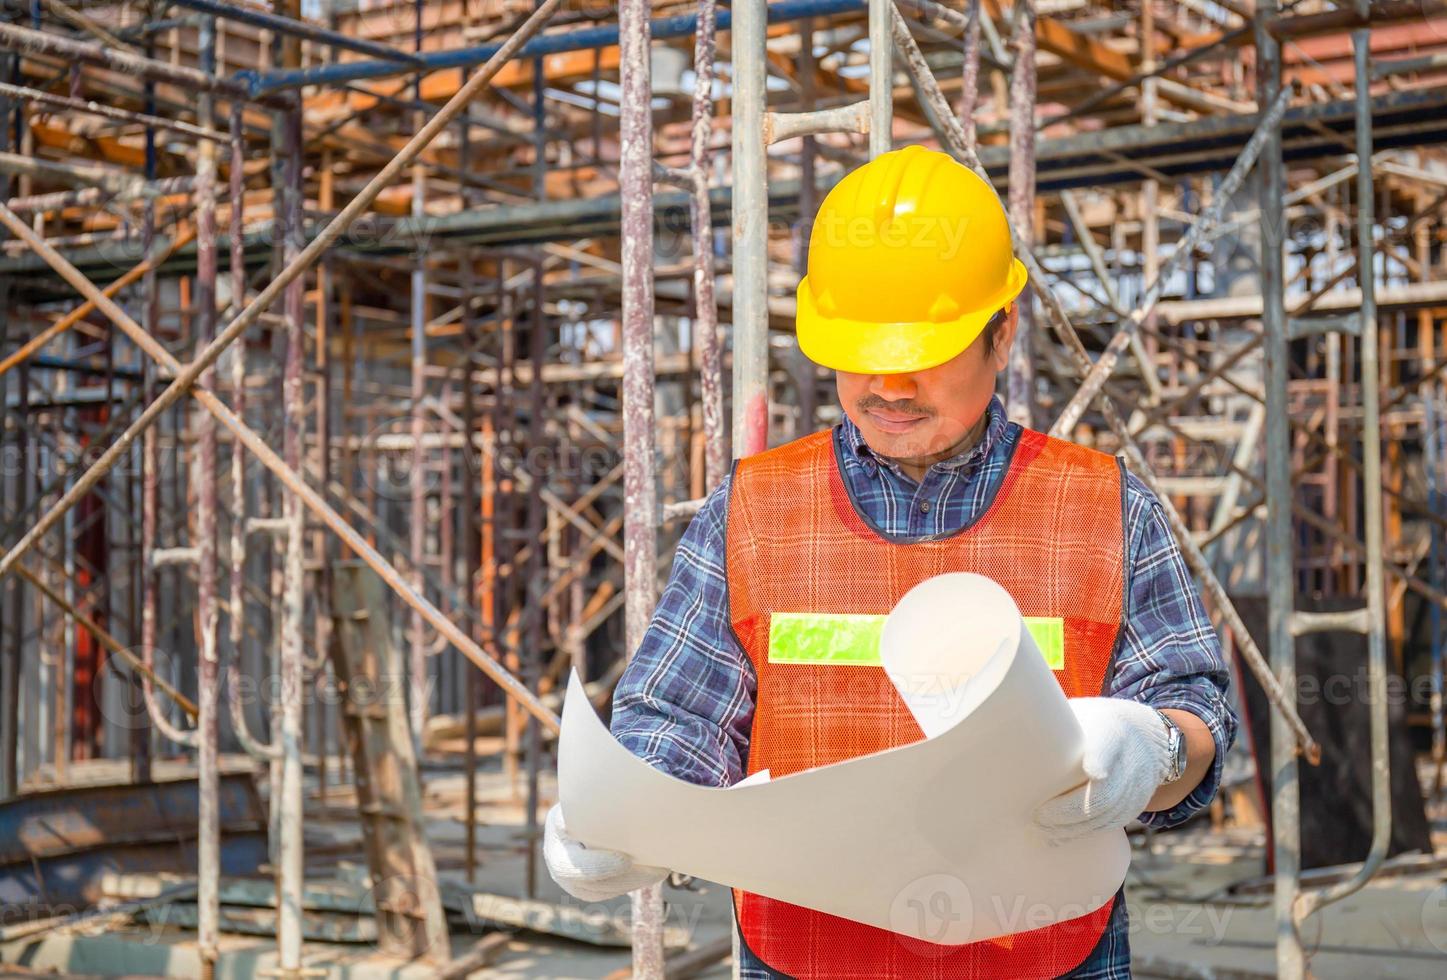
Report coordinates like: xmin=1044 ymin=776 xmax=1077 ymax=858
xmin=795 ymin=14 xmax=818 ymax=437
xmin=0 ymin=46 xmax=15 ymax=798
xmin=1351 ymin=35 xmax=1391 ymax=880
xmin=524 ymin=257 xmax=545 ymax=898
xmin=409 ymin=0 xmax=429 ymax=745
xmin=868 ymin=0 xmax=891 ymax=157
xmin=960 ymin=0 xmax=981 ymax=152
xmin=458 ymin=121 xmax=481 ymax=884
xmin=194 ymin=16 xmax=221 ymax=976
xmin=314 ymin=149 xmax=336 ymax=803
xmin=1428 ymin=392 xmax=1444 ymax=784
xmin=1256 ymin=3 xmax=1299 ymax=976
xmin=1292 ymin=23 xmax=1394 ymax=932
xmin=1140 ymin=0 xmax=1161 ymax=406
xmin=730 ymin=0 xmax=769 ymax=457
xmin=618 ymin=0 xmax=663 ymax=972
xmin=277 ymin=105 xmax=306 ymax=976
xmin=691 ymin=0 xmax=726 ymax=486
xmin=227 ymin=101 xmax=248 ymax=743
xmin=1005 ymin=0 xmax=1036 ymax=428
xmin=136 ymin=50 xmax=160 ymax=789
xmin=524 ymin=20 xmax=547 ymax=899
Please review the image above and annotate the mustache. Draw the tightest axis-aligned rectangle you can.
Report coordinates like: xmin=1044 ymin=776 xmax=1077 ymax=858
xmin=856 ymin=395 xmax=937 ymax=418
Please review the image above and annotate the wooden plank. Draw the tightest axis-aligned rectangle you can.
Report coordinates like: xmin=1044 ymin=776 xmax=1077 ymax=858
xmin=330 ymin=562 xmax=451 ymax=962
xmin=444 ymin=882 xmax=691 ymax=948
xmin=1035 ymin=15 xmax=1134 ymax=81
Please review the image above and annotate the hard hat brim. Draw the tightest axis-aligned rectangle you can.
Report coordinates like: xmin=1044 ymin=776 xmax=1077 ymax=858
xmin=795 ymin=258 xmax=1029 ymax=375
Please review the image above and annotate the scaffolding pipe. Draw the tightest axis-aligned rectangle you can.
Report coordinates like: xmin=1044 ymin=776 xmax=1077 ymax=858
xmin=245 ymin=0 xmax=869 ymax=95
xmin=1429 ymin=391 xmax=1445 ymax=789
xmin=1294 ymin=24 xmax=1392 ymax=925
xmin=276 ymin=100 xmax=307 ymax=976
xmin=1004 ymin=0 xmax=1036 ymax=428
xmin=223 ymin=98 xmax=275 ymax=762
xmin=1256 ymin=3 xmax=1301 ymax=975
xmin=618 ymin=0 xmax=664 ymax=969
xmin=959 ymin=0 xmax=981 ymax=150
xmin=14 ymin=563 xmax=196 ymax=718
xmin=409 ymin=146 xmax=429 ymax=744
xmin=193 ymin=16 xmax=221 ymax=974
xmin=169 ymin=0 xmax=424 ymax=65
xmin=869 ymin=0 xmax=892 ymax=156
xmin=0 ymin=224 xmax=195 ymax=381
xmin=0 ymin=21 xmax=250 ymax=99
xmin=690 ymin=0 xmax=726 ymax=488
xmin=731 ymin=0 xmax=769 ymax=458
xmin=0 ymin=81 xmax=228 ymax=143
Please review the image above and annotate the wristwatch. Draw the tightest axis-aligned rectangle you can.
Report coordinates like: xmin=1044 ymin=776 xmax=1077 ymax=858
xmin=1157 ymin=709 xmax=1187 ymax=782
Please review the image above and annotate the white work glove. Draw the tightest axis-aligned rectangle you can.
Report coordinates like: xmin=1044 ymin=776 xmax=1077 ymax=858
xmin=543 ymin=802 xmax=669 ymax=902
xmin=1032 ymin=697 xmax=1172 ymax=843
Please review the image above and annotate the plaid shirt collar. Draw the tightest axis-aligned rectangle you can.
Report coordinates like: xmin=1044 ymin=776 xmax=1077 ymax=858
xmin=838 ymin=394 xmax=1009 ymax=481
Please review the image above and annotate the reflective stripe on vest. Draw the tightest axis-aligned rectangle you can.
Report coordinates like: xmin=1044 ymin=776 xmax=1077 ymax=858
xmin=725 ymin=427 xmax=1126 ymax=980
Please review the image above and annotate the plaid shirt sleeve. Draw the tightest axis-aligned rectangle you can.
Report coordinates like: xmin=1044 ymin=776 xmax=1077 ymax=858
xmin=609 ymin=474 xmax=754 ymax=788
xmin=1113 ymin=473 xmax=1238 ymax=829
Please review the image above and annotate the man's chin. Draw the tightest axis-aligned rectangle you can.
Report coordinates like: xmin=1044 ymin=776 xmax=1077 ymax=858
xmin=861 ymin=429 xmax=938 ymax=463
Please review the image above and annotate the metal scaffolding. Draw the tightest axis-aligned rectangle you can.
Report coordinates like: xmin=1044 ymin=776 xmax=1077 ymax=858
xmin=1 ymin=1 xmax=1445 ymax=978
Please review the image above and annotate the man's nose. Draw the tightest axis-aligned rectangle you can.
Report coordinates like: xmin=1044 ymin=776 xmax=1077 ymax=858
xmin=869 ymin=373 xmax=919 ymax=401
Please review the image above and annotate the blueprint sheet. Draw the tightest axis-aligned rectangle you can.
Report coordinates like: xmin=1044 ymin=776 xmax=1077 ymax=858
xmin=558 ymin=572 xmax=1130 ymax=944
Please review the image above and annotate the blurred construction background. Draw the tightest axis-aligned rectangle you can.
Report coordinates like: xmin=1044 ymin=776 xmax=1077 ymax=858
xmin=0 ymin=0 xmax=1445 ymax=977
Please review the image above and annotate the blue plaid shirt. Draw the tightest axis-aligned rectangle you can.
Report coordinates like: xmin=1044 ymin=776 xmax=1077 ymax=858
xmin=612 ymin=395 xmax=1235 ymax=978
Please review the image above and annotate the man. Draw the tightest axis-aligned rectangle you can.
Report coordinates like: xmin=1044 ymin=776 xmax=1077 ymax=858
xmin=545 ymin=145 xmax=1236 ymax=979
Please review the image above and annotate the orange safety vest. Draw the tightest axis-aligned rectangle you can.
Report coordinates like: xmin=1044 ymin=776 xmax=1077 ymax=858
xmin=725 ymin=426 xmax=1127 ymax=979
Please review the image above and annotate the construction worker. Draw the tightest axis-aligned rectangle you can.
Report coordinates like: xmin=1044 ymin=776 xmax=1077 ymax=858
xmin=545 ymin=145 xmax=1236 ymax=979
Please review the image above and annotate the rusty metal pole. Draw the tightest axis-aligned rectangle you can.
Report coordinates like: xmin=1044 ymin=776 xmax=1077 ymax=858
xmin=0 ymin=47 xmax=18 ymax=798
xmin=1005 ymin=0 xmax=1036 ymax=428
xmin=1139 ymin=0 xmax=1161 ymax=406
xmin=457 ymin=120 xmax=481 ymax=883
xmin=193 ymin=16 xmax=221 ymax=976
xmin=794 ymin=13 xmax=818 ymax=438
xmin=134 ymin=52 xmax=160 ymax=787
xmin=1256 ymin=3 xmax=1301 ymax=975
xmin=409 ymin=0 xmax=429 ymax=743
xmin=619 ymin=0 xmax=663 ymax=971
xmin=691 ymin=0 xmax=726 ymax=487
xmin=523 ymin=11 xmax=548 ymax=899
xmin=276 ymin=103 xmax=307 ymax=975
xmin=524 ymin=256 xmax=545 ymax=898
xmin=960 ymin=0 xmax=981 ymax=151
xmin=314 ymin=149 xmax=336 ymax=804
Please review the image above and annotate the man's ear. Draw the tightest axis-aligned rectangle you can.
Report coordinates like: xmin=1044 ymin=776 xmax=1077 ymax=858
xmin=991 ymin=304 xmax=1021 ymax=371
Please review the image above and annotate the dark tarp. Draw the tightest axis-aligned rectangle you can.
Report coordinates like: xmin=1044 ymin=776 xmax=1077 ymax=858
xmin=1230 ymin=595 xmax=1432 ymax=872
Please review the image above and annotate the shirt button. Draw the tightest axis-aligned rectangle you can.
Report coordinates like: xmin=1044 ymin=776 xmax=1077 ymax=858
xmin=919 ymin=501 xmax=931 ymax=513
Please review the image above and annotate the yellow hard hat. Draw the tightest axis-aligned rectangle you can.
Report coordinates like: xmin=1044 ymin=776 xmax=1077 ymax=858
xmin=796 ymin=145 xmax=1028 ymax=374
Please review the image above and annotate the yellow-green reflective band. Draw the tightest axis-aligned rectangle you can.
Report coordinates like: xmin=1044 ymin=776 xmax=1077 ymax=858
xmin=768 ymin=612 xmax=886 ymax=666
xmin=766 ymin=612 xmax=1067 ymax=670
xmin=1025 ymin=617 xmax=1065 ymax=670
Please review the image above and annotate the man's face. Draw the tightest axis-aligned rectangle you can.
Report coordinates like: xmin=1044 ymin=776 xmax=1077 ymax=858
xmin=835 ymin=306 xmax=1017 ymax=465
